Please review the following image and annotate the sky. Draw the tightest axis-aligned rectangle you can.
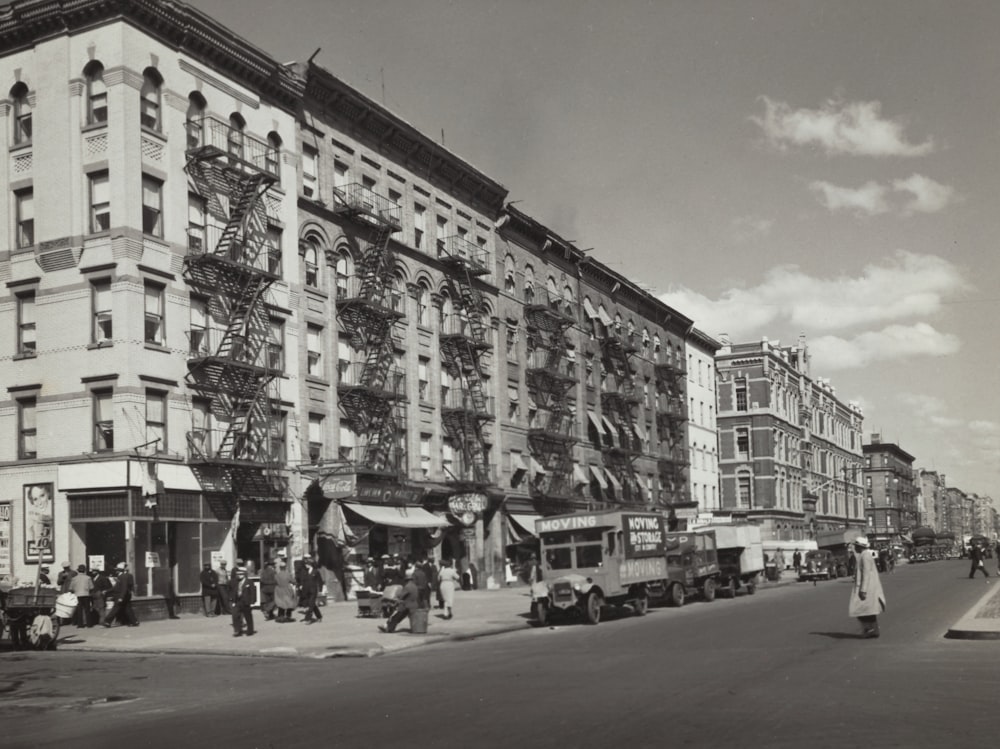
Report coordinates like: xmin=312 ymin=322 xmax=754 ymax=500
xmin=186 ymin=0 xmax=1000 ymax=500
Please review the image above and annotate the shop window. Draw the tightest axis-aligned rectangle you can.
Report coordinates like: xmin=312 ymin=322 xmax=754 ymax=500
xmin=15 ymin=188 xmax=33 ymax=248
xmin=89 ymin=171 xmax=110 ymax=233
xmin=93 ymin=390 xmax=114 ymax=451
xmin=92 ymin=279 xmax=112 ymax=343
xmin=16 ymin=291 xmax=35 ymax=356
xmin=18 ymin=397 xmax=37 ymax=459
xmin=139 ymin=68 xmax=162 ymax=131
xmin=85 ymin=61 xmax=108 ymax=125
xmin=144 ymin=282 xmax=164 ymax=344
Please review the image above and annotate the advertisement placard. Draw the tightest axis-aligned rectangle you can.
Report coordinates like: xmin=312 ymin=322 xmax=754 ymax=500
xmin=23 ymin=483 xmax=54 ymax=564
xmin=622 ymin=513 xmax=666 ymax=558
xmin=0 ymin=501 xmax=11 ymax=577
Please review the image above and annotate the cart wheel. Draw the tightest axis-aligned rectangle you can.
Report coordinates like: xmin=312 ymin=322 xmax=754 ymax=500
xmin=669 ymin=583 xmax=685 ymax=607
xmin=633 ymin=594 xmax=649 ymax=617
xmin=703 ymin=579 xmax=716 ymax=602
xmin=583 ymin=592 xmax=602 ymax=625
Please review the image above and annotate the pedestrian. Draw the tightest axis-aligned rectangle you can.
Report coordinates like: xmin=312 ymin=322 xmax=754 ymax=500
xmin=68 ymin=564 xmax=94 ymax=628
xmin=259 ymin=560 xmax=277 ymax=620
xmin=363 ymin=557 xmax=381 ymax=591
xmin=379 ymin=572 xmax=420 ymax=633
xmin=437 ymin=558 xmax=460 ymax=620
xmin=848 ymin=536 xmax=886 ymax=638
xmin=38 ymin=564 xmax=51 ymax=585
xmin=92 ymin=567 xmax=112 ymax=623
xmin=969 ymin=543 xmax=990 ymax=580
xmin=300 ymin=558 xmax=323 ymax=624
xmin=214 ymin=560 xmax=232 ymax=615
xmin=274 ymin=558 xmax=297 ymax=623
xmin=774 ymin=548 xmax=785 ymax=578
xmin=200 ymin=563 xmax=217 ymax=616
xmin=792 ymin=550 xmax=802 ymax=576
xmin=57 ymin=561 xmax=77 ymax=593
xmin=230 ymin=563 xmax=256 ymax=637
xmin=103 ymin=561 xmax=138 ymax=627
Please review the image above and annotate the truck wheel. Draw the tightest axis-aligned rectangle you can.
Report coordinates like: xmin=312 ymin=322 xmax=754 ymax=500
xmin=668 ymin=583 xmax=685 ymax=607
xmin=633 ymin=594 xmax=649 ymax=617
xmin=584 ymin=592 xmax=602 ymax=624
xmin=703 ymin=579 xmax=716 ymax=602
xmin=531 ymin=600 xmax=549 ymax=627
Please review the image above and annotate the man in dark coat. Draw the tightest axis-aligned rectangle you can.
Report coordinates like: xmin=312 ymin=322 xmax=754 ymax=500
xmin=300 ymin=558 xmax=323 ymax=624
xmin=259 ymin=560 xmax=277 ymax=620
xmin=969 ymin=543 xmax=990 ymax=579
xmin=214 ymin=560 xmax=232 ymax=615
xmin=380 ymin=574 xmax=420 ymax=633
xmin=199 ymin=563 xmax=217 ymax=616
xmin=103 ymin=562 xmax=138 ymax=627
xmin=229 ymin=564 xmax=256 ymax=637
xmin=412 ymin=560 xmax=431 ymax=609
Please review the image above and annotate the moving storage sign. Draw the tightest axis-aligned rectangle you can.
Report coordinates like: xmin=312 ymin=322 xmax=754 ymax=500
xmin=623 ymin=514 xmax=665 ymax=558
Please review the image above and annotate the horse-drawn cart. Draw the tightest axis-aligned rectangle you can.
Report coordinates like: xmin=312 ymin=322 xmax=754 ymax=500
xmin=1 ymin=585 xmax=68 ymax=650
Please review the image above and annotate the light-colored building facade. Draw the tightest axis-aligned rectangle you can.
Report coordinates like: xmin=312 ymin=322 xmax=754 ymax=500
xmin=916 ymin=469 xmax=946 ymax=532
xmin=686 ymin=329 xmax=721 ymax=515
xmin=715 ymin=337 xmax=865 ymax=544
xmin=862 ymin=436 xmax=916 ymax=549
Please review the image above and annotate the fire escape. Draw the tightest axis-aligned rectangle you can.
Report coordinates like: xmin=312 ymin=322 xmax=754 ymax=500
xmin=183 ymin=116 xmax=284 ymax=506
xmin=438 ymin=235 xmax=494 ymax=487
xmin=654 ymin=357 xmax=689 ymax=506
xmin=599 ymin=324 xmax=642 ymax=504
xmin=524 ymin=287 xmax=578 ymax=509
xmin=333 ymin=184 xmax=406 ymax=477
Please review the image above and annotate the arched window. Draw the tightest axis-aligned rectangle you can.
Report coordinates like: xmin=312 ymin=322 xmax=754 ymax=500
xmin=84 ymin=62 xmax=107 ymax=125
xmin=303 ymin=241 xmax=319 ymax=287
xmin=614 ymin=313 xmax=623 ymax=333
xmin=10 ymin=82 xmax=31 ymax=145
xmin=627 ymin=318 xmax=636 ymax=340
xmin=334 ymin=252 xmax=350 ymax=299
xmin=140 ymin=68 xmax=163 ymax=131
xmin=185 ymin=91 xmax=206 ymax=149
xmin=562 ymin=285 xmax=575 ymax=317
xmin=503 ymin=254 xmax=516 ymax=293
xmin=653 ymin=334 xmax=661 ymax=362
xmin=523 ymin=265 xmax=535 ymax=304
xmin=266 ymin=131 xmax=282 ymax=177
xmin=227 ymin=113 xmax=245 ymax=162
xmin=416 ymin=281 xmax=430 ymax=326
xmin=546 ymin=276 xmax=559 ymax=309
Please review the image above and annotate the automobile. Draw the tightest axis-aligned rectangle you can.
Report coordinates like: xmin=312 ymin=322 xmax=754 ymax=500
xmin=799 ymin=550 xmax=838 ymax=581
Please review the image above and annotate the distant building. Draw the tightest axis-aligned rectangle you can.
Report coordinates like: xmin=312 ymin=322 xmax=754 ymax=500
xmin=715 ymin=336 xmax=864 ymax=544
xmin=686 ymin=329 xmax=721 ymax=516
xmin=862 ymin=436 xmax=916 ymax=549
xmin=916 ymin=469 xmax=946 ymax=532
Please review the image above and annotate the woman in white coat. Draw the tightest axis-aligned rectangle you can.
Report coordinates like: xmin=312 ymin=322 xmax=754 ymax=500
xmin=437 ymin=559 xmax=460 ymax=620
xmin=849 ymin=536 xmax=886 ymax=638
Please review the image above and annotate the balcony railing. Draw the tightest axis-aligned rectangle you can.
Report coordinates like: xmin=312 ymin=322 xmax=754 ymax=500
xmin=524 ymin=286 xmax=576 ymax=320
xmin=186 ymin=116 xmax=279 ymax=178
xmin=187 ymin=327 xmax=277 ymax=367
xmin=443 ymin=461 xmax=497 ymax=485
xmin=336 ymin=362 xmax=405 ymax=396
xmin=525 ymin=349 xmax=577 ymax=379
xmin=438 ymin=234 xmax=490 ymax=276
xmin=332 ymin=182 xmax=402 ymax=228
xmin=441 ymin=389 xmax=495 ymax=415
xmin=333 ymin=274 xmax=405 ymax=313
xmin=187 ymin=224 xmax=282 ymax=275
xmin=439 ymin=313 xmax=489 ymax=339
xmin=187 ymin=428 xmax=281 ymax=464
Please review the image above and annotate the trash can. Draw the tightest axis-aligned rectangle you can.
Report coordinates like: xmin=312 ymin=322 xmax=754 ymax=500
xmin=410 ymin=608 xmax=429 ymax=634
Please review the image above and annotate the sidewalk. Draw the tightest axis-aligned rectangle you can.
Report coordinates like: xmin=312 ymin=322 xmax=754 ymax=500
xmin=945 ymin=577 xmax=1000 ymax=640
xmin=52 ymin=586 xmax=537 ymax=659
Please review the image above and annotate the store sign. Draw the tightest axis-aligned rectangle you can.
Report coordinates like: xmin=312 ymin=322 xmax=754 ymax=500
xmin=356 ymin=482 xmax=423 ymax=504
xmin=23 ymin=483 xmax=54 ymax=564
xmin=0 ymin=502 xmax=11 ymax=577
xmin=623 ymin=514 xmax=666 ymax=558
xmin=320 ymin=474 xmax=356 ymax=499
xmin=448 ymin=493 xmax=488 ymax=515
xmin=145 ymin=551 xmax=161 ymax=568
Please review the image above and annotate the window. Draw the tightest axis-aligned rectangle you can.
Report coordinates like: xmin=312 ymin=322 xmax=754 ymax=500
xmin=227 ymin=113 xmax=245 ymax=162
xmin=139 ymin=69 xmax=162 ymax=131
xmin=185 ymin=92 xmax=206 ymax=148
xmin=418 ymin=357 xmax=429 ymax=401
xmin=335 ymin=254 xmax=349 ymax=298
xmin=303 ymin=244 xmax=318 ymax=286
xmin=145 ymin=390 xmax=167 ymax=449
xmin=89 ymin=171 xmax=110 ymax=233
xmin=302 ymin=145 xmax=318 ymax=198
xmin=190 ymin=400 xmax=211 ymax=458
xmin=187 ymin=193 xmax=206 ymax=251
xmin=92 ymin=279 xmax=112 ymax=343
xmin=338 ymin=424 xmax=355 ymax=460
xmin=267 ymin=318 xmax=285 ymax=370
xmin=18 ymin=398 xmax=36 ymax=459
xmin=504 ymin=255 xmax=516 ymax=293
xmin=15 ymin=188 xmax=33 ymax=248
xmin=11 ymin=83 xmax=31 ymax=145
xmin=142 ymin=176 xmax=163 ymax=237
xmin=144 ymin=282 xmax=164 ymax=344
xmin=507 ymin=382 xmax=520 ymax=420
xmin=265 ymin=132 xmax=281 ymax=177
xmin=307 ymin=324 xmax=323 ymax=377
xmin=17 ymin=292 xmax=35 ymax=355
xmin=524 ymin=265 xmax=535 ymax=304
xmin=413 ymin=203 xmax=425 ymax=249
xmin=308 ymin=414 xmax=324 ymax=462
xmin=269 ymin=410 xmax=286 ymax=462
xmin=735 ymin=378 xmax=748 ymax=411
xmin=94 ymin=390 xmax=114 ymax=451
xmin=435 ymin=215 xmax=448 ymax=255
xmin=416 ymin=283 xmax=429 ymax=326
xmin=265 ymin=224 xmax=282 ymax=274
xmin=737 ymin=472 xmax=752 ymax=508
xmin=419 ymin=434 xmax=432 ymax=478
xmin=333 ymin=160 xmax=349 ymax=190
xmin=189 ymin=297 xmax=208 ymax=355
xmin=736 ymin=428 xmax=750 ymax=460
xmin=85 ymin=62 xmax=108 ymax=125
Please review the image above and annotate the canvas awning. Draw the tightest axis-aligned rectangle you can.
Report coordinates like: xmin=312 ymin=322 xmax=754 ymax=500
xmin=582 ymin=297 xmax=598 ymax=319
xmin=587 ymin=410 xmax=604 ymax=434
xmin=509 ymin=513 xmax=541 ymax=538
xmin=597 ymin=305 xmax=614 ymax=327
xmin=342 ymin=502 xmax=448 ymax=529
xmin=573 ymin=464 xmax=590 ymax=486
xmin=605 ymin=469 xmax=623 ymax=494
xmin=589 ymin=465 xmax=608 ymax=489
xmin=529 ymin=457 xmax=547 ymax=476
xmin=511 ymin=452 xmax=529 ymax=474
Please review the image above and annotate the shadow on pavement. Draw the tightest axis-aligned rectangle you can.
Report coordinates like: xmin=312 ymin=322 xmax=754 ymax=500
xmin=808 ymin=631 xmax=870 ymax=640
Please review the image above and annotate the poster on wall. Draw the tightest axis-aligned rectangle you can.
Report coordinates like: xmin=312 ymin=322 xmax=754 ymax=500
xmin=23 ymin=483 xmax=54 ymax=564
xmin=0 ymin=502 xmax=12 ymax=577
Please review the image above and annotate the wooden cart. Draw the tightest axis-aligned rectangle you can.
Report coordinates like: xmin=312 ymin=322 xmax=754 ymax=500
xmin=1 ymin=586 xmax=61 ymax=650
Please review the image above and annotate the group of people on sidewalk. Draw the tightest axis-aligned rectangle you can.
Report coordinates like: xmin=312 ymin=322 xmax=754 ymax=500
xmin=42 ymin=560 xmax=140 ymax=629
xmin=368 ymin=556 xmax=461 ymax=634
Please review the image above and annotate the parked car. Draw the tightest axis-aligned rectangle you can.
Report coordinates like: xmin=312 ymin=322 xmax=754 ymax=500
xmin=799 ymin=550 xmax=838 ymax=581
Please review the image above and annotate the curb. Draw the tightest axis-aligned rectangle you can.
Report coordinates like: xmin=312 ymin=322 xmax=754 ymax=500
xmin=944 ymin=581 xmax=1000 ymax=640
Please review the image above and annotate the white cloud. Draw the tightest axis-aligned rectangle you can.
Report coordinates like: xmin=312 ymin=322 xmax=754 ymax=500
xmin=809 ymin=180 xmax=889 ymax=215
xmin=893 ymin=173 xmax=959 ymax=215
xmin=732 ymin=215 xmax=774 ymax=241
xmin=809 ymin=323 xmax=961 ymax=371
xmin=660 ymin=251 xmax=970 ymax=345
xmin=751 ymin=96 xmax=933 ymax=157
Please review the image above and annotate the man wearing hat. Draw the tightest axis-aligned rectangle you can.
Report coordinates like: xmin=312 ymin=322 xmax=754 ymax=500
xmin=229 ymin=562 xmax=256 ymax=637
xmin=379 ymin=570 xmax=420 ymax=634
xmin=214 ymin=560 xmax=232 ymax=616
xmin=57 ymin=561 xmax=77 ymax=593
xmin=38 ymin=564 xmax=51 ymax=585
xmin=848 ymin=536 xmax=886 ymax=638
xmin=259 ymin=559 xmax=277 ymax=620
xmin=103 ymin=562 xmax=138 ymax=627
xmin=200 ymin=563 xmax=217 ymax=617
xmin=68 ymin=564 xmax=95 ymax=628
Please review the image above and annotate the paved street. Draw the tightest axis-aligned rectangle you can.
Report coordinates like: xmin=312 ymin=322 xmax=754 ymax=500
xmin=2 ymin=559 xmax=997 ymax=749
